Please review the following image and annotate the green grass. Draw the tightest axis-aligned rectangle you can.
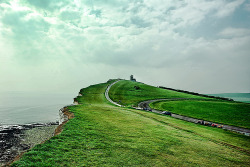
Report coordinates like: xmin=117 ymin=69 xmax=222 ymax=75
xmin=12 ymin=80 xmax=250 ymax=166
xmin=109 ymin=80 xmax=209 ymax=107
xmin=150 ymin=100 xmax=250 ymax=129
xmin=110 ymin=80 xmax=250 ymax=128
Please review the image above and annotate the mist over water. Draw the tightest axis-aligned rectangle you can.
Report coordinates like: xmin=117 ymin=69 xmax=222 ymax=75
xmin=0 ymin=91 xmax=75 ymax=125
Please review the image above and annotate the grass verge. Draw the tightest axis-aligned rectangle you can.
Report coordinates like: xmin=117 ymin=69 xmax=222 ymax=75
xmin=150 ymin=100 xmax=250 ymax=129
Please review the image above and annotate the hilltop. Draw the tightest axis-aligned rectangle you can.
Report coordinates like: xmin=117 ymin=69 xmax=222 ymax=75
xmin=12 ymin=80 xmax=250 ymax=166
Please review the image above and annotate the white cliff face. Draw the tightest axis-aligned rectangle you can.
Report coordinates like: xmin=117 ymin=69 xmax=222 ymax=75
xmin=59 ymin=107 xmax=68 ymax=125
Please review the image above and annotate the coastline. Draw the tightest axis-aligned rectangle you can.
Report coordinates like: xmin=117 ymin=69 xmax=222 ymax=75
xmin=54 ymin=106 xmax=74 ymax=136
xmin=0 ymin=123 xmax=58 ymax=167
xmin=1 ymin=106 xmax=74 ymax=167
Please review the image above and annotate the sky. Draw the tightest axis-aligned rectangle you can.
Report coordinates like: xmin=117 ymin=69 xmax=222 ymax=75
xmin=0 ymin=0 xmax=250 ymax=94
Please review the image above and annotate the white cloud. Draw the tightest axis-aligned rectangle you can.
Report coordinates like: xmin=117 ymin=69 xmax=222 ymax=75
xmin=219 ymin=27 xmax=250 ymax=37
xmin=215 ymin=0 xmax=245 ymax=18
xmin=0 ymin=0 xmax=249 ymax=93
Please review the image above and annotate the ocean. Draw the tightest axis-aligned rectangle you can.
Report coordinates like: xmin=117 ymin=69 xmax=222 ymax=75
xmin=0 ymin=91 xmax=76 ymax=165
xmin=208 ymin=93 xmax=250 ymax=103
xmin=0 ymin=91 xmax=75 ymax=125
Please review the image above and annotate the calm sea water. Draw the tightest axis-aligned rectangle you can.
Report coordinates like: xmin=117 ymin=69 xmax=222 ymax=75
xmin=0 ymin=91 xmax=75 ymax=125
xmin=208 ymin=93 xmax=250 ymax=103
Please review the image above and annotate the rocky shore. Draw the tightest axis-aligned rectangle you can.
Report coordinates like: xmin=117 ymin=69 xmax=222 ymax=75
xmin=0 ymin=105 xmax=74 ymax=166
xmin=0 ymin=122 xmax=58 ymax=166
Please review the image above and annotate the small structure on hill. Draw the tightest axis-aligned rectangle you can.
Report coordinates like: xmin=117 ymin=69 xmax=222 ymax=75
xmin=130 ymin=75 xmax=136 ymax=82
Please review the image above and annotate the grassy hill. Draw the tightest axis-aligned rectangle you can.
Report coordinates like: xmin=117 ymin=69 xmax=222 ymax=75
xmin=150 ymin=100 xmax=250 ymax=129
xmin=109 ymin=80 xmax=250 ymax=128
xmin=12 ymin=80 xmax=250 ymax=166
xmin=108 ymin=80 xmax=209 ymax=107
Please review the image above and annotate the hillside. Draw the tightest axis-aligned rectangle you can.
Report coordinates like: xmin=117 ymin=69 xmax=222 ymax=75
xmin=150 ymin=100 xmax=250 ymax=129
xmin=109 ymin=80 xmax=250 ymax=129
xmin=108 ymin=80 xmax=209 ymax=107
xmin=12 ymin=80 xmax=250 ymax=166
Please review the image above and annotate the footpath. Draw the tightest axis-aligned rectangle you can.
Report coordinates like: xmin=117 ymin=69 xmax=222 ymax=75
xmin=106 ymin=81 xmax=250 ymax=136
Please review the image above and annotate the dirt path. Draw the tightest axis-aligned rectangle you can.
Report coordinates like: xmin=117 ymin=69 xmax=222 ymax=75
xmin=105 ymin=80 xmax=122 ymax=107
xmin=138 ymin=99 xmax=250 ymax=136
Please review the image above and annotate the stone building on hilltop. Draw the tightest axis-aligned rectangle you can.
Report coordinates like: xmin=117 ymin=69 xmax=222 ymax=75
xmin=130 ymin=75 xmax=136 ymax=82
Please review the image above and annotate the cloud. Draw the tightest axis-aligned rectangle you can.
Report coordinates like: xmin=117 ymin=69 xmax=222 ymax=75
xmin=219 ymin=27 xmax=250 ymax=37
xmin=130 ymin=16 xmax=151 ymax=28
xmin=89 ymin=9 xmax=102 ymax=18
xmin=24 ymin=0 xmax=71 ymax=12
xmin=244 ymin=1 xmax=250 ymax=11
xmin=0 ymin=0 xmax=249 ymax=93
xmin=215 ymin=0 xmax=245 ymax=18
xmin=60 ymin=10 xmax=80 ymax=21
xmin=2 ymin=10 xmax=50 ymax=39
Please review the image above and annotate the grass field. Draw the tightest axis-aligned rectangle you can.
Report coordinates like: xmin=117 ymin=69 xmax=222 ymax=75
xmin=108 ymin=80 xmax=209 ymax=107
xmin=150 ymin=100 xmax=250 ymax=129
xmin=12 ymin=80 xmax=250 ymax=166
xmin=109 ymin=80 xmax=250 ymax=128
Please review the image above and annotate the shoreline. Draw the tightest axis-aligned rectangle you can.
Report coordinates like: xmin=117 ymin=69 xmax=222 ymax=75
xmin=0 ymin=123 xmax=58 ymax=167
xmin=1 ymin=106 xmax=74 ymax=167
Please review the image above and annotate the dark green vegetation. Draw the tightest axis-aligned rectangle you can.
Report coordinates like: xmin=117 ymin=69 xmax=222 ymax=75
xmin=150 ymin=100 xmax=250 ymax=129
xmin=12 ymin=80 xmax=250 ymax=166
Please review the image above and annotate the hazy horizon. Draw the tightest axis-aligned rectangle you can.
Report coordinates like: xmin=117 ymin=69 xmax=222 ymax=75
xmin=1 ymin=0 xmax=250 ymax=94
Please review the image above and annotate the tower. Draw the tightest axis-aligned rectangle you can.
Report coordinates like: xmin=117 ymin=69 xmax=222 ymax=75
xmin=130 ymin=75 xmax=136 ymax=82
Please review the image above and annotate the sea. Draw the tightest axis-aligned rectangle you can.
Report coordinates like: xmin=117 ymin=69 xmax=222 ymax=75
xmin=207 ymin=93 xmax=250 ymax=103
xmin=0 ymin=91 xmax=77 ymax=165
xmin=0 ymin=91 xmax=75 ymax=125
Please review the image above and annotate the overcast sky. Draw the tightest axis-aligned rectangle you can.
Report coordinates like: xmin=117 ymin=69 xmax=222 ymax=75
xmin=0 ymin=0 xmax=250 ymax=94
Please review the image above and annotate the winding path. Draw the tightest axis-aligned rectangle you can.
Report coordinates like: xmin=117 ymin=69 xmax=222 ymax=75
xmin=105 ymin=81 xmax=250 ymax=136
xmin=105 ymin=80 xmax=122 ymax=107
xmin=139 ymin=99 xmax=250 ymax=136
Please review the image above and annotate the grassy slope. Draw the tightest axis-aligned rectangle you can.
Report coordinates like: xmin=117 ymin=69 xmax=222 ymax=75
xmin=110 ymin=80 xmax=249 ymax=128
xmin=108 ymin=80 xmax=209 ymax=107
xmin=150 ymin=100 xmax=250 ymax=129
xmin=12 ymin=80 xmax=249 ymax=166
